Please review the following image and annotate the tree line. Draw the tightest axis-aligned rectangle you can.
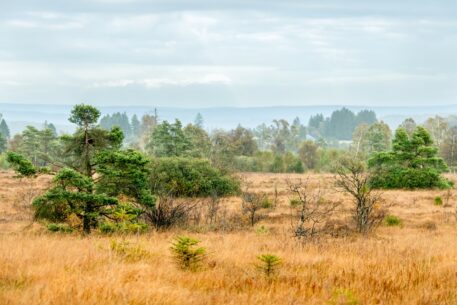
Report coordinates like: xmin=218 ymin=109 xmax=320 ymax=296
xmin=1 ymin=107 xmax=456 ymax=175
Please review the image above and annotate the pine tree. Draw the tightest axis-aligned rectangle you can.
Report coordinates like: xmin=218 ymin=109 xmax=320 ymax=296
xmin=194 ymin=113 xmax=204 ymax=128
xmin=369 ymin=126 xmax=452 ymax=189
xmin=131 ymin=114 xmax=141 ymax=137
xmin=8 ymin=104 xmax=155 ymax=234
xmin=0 ymin=119 xmax=10 ymax=140
xmin=147 ymin=120 xmax=192 ymax=157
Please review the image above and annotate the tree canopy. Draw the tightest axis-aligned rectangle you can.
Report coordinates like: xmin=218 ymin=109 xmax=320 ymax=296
xmin=368 ymin=126 xmax=452 ymax=189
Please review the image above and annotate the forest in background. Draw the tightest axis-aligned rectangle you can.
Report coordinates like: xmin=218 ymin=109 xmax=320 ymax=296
xmin=0 ymin=106 xmax=455 ymax=174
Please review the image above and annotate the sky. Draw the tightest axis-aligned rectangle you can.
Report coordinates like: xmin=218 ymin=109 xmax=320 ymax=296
xmin=1 ymin=0 xmax=457 ymax=108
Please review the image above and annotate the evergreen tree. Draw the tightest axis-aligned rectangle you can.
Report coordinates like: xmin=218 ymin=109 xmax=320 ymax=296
xmin=369 ymin=126 xmax=452 ymax=189
xmin=131 ymin=114 xmax=141 ymax=137
xmin=327 ymin=108 xmax=356 ymax=140
xmin=100 ymin=112 xmax=132 ymax=140
xmin=14 ymin=125 xmax=60 ymax=167
xmin=8 ymin=104 xmax=155 ymax=234
xmin=308 ymin=113 xmax=324 ymax=130
xmin=194 ymin=113 xmax=204 ymax=129
xmin=19 ymin=126 xmax=41 ymax=166
xmin=63 ymin=105 xmax=123 ymax=177
xmin=0 ymin=119 xmax=10 ymax=140
xmin=147 ymin=120 xmax=191 ymax=157
xmin=183 ymin=123 xmax=211 ymax=158
xmin=356 ymin=110 xmax=377 ymax=126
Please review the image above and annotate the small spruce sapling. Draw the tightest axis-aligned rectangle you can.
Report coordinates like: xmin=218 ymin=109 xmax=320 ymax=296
xmin=256 ymin=254 xmax=282 ymax=278
xmin=170 ymin=236 xmax=206 ymax=271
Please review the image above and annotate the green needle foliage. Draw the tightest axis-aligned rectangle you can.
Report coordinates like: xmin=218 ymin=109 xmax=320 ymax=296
xmin=33 ymin=168 xmax=118 ymax=225
xmin=384 ymin=215 xmax=402 ymax=227
xmin=368 ymin=126 xmax=453 ymax=189
xmin=170 ymin=236 xmax=206 ymax=271
xmin=8 ymin=104 xmax=156 ymax=234
xmin=434 ymin=196 xmax=443 ymax=206
xmin=95 ymin=149 xmax=156 ymax=208
xmin=6 ymin=152 xmax=37 ymax=177
xmin=256 ymin=254 xmax=282 ymax=278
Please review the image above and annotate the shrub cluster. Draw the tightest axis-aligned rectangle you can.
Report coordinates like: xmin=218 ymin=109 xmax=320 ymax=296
xmin=368 ymin=127 xmax=453 ymax=189
xmin=149 ymin=157 xmax=240 ymax=197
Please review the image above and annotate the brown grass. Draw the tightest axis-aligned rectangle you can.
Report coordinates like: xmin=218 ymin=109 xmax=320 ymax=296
xmin=1 ymin=172 xmax=457 ymax=305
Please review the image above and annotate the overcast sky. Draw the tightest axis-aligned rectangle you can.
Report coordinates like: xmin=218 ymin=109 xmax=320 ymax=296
xmin=1 ymin=0 xmax=457 ymax=107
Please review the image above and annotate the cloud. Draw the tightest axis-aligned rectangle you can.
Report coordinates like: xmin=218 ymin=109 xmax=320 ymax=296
xmin=91 ymin=74 xmax=232 ymax=88
xmin=1 ymin=1 xmax=457 ymax=106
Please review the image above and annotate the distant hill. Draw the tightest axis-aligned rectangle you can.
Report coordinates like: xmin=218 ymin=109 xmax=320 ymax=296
xmin=0 ymin=103 xmax=455 ymax=135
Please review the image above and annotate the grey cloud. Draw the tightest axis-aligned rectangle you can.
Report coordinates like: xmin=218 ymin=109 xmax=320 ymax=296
xmin=1 ymin=0 xmax=457 ymax=106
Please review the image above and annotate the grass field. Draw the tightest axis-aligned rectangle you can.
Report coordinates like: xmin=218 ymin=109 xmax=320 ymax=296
xmin=1 ymin=171 xmax=457 ymax=305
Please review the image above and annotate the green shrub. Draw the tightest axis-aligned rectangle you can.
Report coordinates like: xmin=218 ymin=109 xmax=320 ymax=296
xmin=170 ymin=236 xmax=206 ymax=271
xmin=327 ymin=288 xmax=359 ymax=305
xmin=434 ymin=196 xmax=443 ymax=206
xmin=99 ymin=222 xmax=117 ymax=234
xmin=384 ymin=215 xmax=402 ymax=226
xmin=255 ymin=225 xmax=270 ymax=235
xmin=47 ymin=223 xmax=73 ymax=233
xmin=283 ymin=152 xmax=304 ymax=173
xmin=99 ymin=221 xmax=148 ymax=234
xmin=256 ymin=254 xmax=282 ymax=278
xmin=289 ymin=198 xmax=301 ymax=207
xmin=368 ymin=127 xmax=453 ymax=190
xmin=150 ymin=157 xmax=240 ymax=197
xmin=110 ymin=240 xmax=150 ymax=262
xmin=6 ymin=152 xmax=37 ymax=177
xmin=260 ymin=197 xmax=274 ymax=209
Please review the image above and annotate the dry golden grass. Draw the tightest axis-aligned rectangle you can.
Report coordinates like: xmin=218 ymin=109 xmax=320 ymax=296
xmin=1 ymin=172 xmax=457 ymax=305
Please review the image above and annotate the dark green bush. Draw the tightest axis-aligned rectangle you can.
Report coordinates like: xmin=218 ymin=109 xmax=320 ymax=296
xmin=369 ymin=168 xmax=453 ymax=190
xmin=47 ymin=223 xmax=73 ymax=233
xmin=289 ymin=198 xmax=301 ymax=207
xmin=260 ymin=197 xmax=274 ymax=209
xmin=368 ymin=127 xmax=453 ymax=189
xmin=99 ymin=221 xmax=148 ymax=234
xmin=384 ymin=215 xmax=402 ymax=226
xmin=434 ymin=196 xmax=443 ymax=206
xmin=149 ymin=157 xmax=240 ymax=197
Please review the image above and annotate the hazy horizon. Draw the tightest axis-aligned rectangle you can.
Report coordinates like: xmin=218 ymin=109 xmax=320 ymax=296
xmin=0 ymin=102 xmax=456 ymax=109
xmin=2 ymin=1 xmax=457 ymax=108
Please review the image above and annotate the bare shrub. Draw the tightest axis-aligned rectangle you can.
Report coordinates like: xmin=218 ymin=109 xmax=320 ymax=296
xmin=419 ymin=220 xmax=437 ymax=231
xmin=335 ymin=157 xmax=386 ymax=234
xmin=287 ymin=178 xmax=340 ymax=242
xmin=273 ymin=183 xmax=279 ymax=208
xmin=145 ymin=196 xmax=198 ymax=230
xmin=205 ymin=192 xmax=221 ymax=225
xmin=13 ymin=177 xmax=42 ymax=221
xmin=241 ymin=191 xmax=267 ymax=227
xmin=443 ymin=189 xmax=453 ymax=207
